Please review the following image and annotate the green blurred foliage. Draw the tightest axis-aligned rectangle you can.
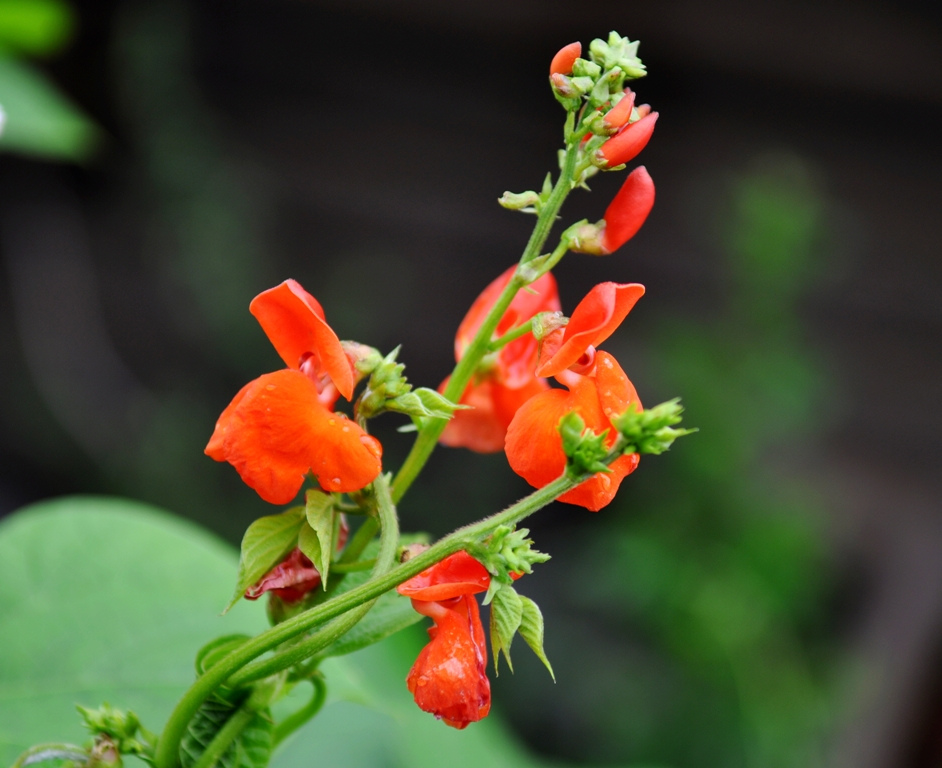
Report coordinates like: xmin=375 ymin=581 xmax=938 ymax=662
xmin=0 ymin=0 xmax=100 ymax=160
xmin=567 ymin=157 xmax=840 ymax=767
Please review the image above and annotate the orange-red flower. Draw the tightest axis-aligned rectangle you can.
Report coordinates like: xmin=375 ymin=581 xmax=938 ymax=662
xmin=206 ymin=280 xmax=382 ymax=504
xmin=440 ymin=266 xmax=560 ymax=452
xmin=397 ymin=552 xmax=492 ymax=729
xmin=505 ymin=283 xmax=644 ymax=511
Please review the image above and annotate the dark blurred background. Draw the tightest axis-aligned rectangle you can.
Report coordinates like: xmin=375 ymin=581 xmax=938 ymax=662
xmin=1 ymin=1 xmax=940 ymax=766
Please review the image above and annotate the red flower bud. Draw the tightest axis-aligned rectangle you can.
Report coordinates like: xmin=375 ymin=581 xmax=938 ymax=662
xmin=602 ymin=90 xmax=636 ymax=131
xmin=595 ymin=111 xmax=658 ymax=169
xmin=549 ymin=41 xmax=581 ymax=76
xmin=599 ymin=166 xmax=656 ymax=254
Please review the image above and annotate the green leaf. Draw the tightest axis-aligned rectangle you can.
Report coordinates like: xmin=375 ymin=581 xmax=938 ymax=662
xmin=179 ymin=698 xmax=273 ymax=768
xmin=299 ymin=490 xmax=335 ymax=588
xmin=0 ymin=0 xmax=74 ymax=55
xmin=518 ymin=596 xmax=555 ymax=681
xmin=0 ymin=56 xmax=101 ymax=161
xmin=489 ymin=585 xmax=523 ymax=675
xmin=228 ymin=507 xmax=306 ymax=612
xmin=0 ymin=496 xmax=267 ymax=767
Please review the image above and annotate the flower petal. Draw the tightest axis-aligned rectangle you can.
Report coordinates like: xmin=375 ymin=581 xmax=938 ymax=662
xmin=398 ymin=551 xmax=491 ymax=601
xmin=244 ymin=548 xmax=321 ymax=602
xmin=599 ymin=166 xmax=656 ymax=254
xmin=536 ymin=283 xmax=644 ymax=377
xmin=250 ymin=280 xmax=355 ymax=400
xmin=505 ymin=352 xmax=641 ymax=511
xmin=205 ymin=369 xmax=382 ymax=504
xmin=549 ymin=41 xmax=582 ymax=76
xmin=439 ymin=375 xmax=548 ymax=453
xmin=406 ymin=594 xmax=491 ymax=729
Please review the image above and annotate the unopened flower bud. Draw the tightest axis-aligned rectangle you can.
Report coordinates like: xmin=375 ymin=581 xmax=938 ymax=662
xmin=599 ymin=166 xmax=656 ymax=253
xmin=594 ymin=111 xmax=658 ymax=169
xmin=549 ymin=41 xmax=581 ymax=76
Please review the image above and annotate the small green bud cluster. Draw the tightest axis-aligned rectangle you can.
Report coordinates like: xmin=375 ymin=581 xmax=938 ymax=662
xmin=77 ymin=704 xmax=156 ymax=762
xmin=553 ymin=31 xmax=646 ymax=111
xmin=558 ymin=411 xmax=612 ymax=479
xmin=471 ymin=525 xmax=550 ymax=597
xmin=611 ymin=398 xmax=696 ymax=455
xmin=356 ymin=347 xmax=463 ymax=424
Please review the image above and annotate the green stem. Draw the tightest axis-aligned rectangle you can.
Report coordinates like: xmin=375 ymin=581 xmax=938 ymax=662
xmin=271 ymin=676 xmax=327 ymax=748
xmin=390 ymin=139 xmax=582 ymax=503
xmin=230 ymin=476 xmax=400 ymax=686
xmin=154 ymin=473 xmax=571 ymax=768
xmin=189 ymin=705 xmax=255 ymax=768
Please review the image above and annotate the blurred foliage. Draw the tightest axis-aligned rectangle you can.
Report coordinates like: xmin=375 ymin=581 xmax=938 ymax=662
xmin=0 ymin=0 xmax=101 ymax=160
xmin=553 ymin=157 xmax=840 ymax=767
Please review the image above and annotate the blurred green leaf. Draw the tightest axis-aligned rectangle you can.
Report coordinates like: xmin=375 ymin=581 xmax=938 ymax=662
xmin=0 ymin=0 xmax=73 ymax=55
xmin=0 ymin=496 xmax=267 ymax=767
xmin=0 ymin=55 xmax=100 ymax=160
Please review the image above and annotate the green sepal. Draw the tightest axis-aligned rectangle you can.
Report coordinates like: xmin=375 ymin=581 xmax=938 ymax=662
xmin=611 ymin=398 xmax=697 ymax=455
xmin=298 ymin=490 xmax=336 ymax=588
xmin=518 ymin=596 xmax=555 ymax=681
xmin=558 ymin=411 xmax=611 ymax=478
xmin=489 ymin=584 xmax=523 ymax=675
xmin=226 ymin=507 xmax=306 ymax=612
xmin=385 ymin=387 xmax=465 ymax=421
xmin=179 ymin=698 xmax=272 ymax=768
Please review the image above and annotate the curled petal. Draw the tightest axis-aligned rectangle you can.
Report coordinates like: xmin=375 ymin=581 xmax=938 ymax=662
xmin=205 ymin=369 xmax=382 ymax=504
xmin=250 ymin=280 xmax=355 ymax=400
xmin=536 ymin=283 xmax=644 ymax=377
xmin=245 ymin=548 xmax=321 ymax=602
xmin=595 ymin=111 xmax=658 ymax=169
xmin=439 ymin=375 xmax=548 ymax=453
xmin=406 ymin=594 xmax=491 ymax=729
xmin=505 ymin=352 xmax=641 ymax=511
xmin=398 ymin=551 xmax=490 ymax=601
xmin=600 ymin=166 xmax=656 ymax=254
xmin=549 ymin=41 xmax=581 ymax=76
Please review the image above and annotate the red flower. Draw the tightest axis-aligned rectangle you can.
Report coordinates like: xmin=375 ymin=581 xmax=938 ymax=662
xmin=440 ymin=266 xmax=561 ymax=453
xmin=599 ymin=166 xmax=656 ymax=254
xmin=505 ymin=283 xmax=644 ymax=511
xmin=549 ymin=41 xmax=581 ymax=76
xmin=206 ymin=280 xmax=382 ymax=504
xmin=397 ymin=552 xmax=492 ymax=729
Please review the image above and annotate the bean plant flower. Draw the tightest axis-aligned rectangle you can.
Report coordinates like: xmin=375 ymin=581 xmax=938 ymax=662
xmin=205 ymin=280 xmax=383 ymax=504
xmin=15 ymin=31 xmax=694 ymax=768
